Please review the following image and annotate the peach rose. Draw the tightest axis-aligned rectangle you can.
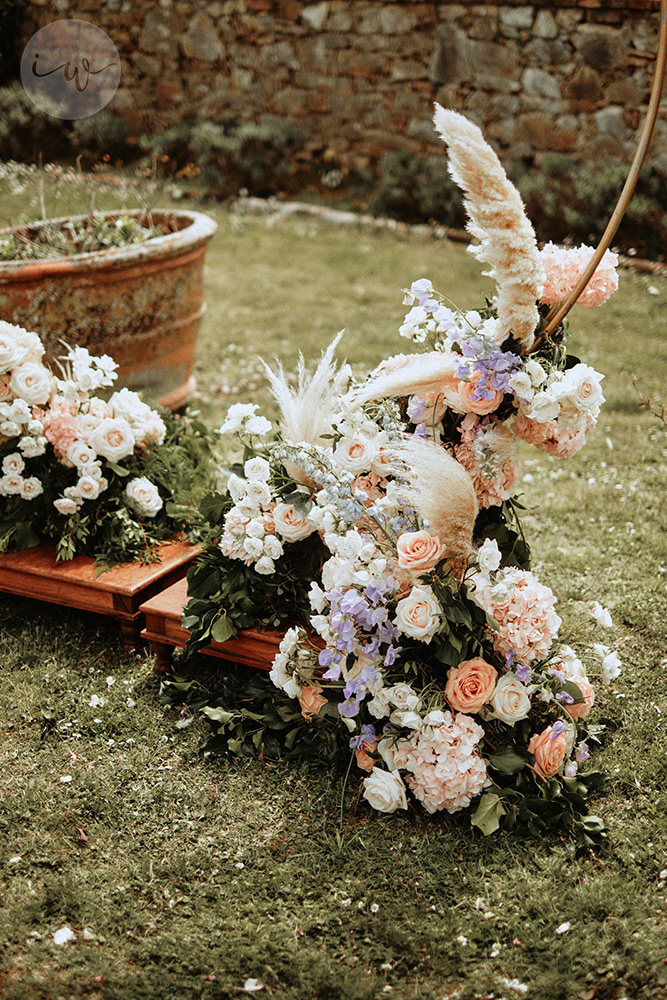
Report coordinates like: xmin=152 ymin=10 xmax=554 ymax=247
xmin=458 ymin=372 xmax=503 ymax=416
xmin=394 ymin=585 xmax=442 ymax=643
xmin=445 ymin=657 xmax=497 ymax=714
xmin=396 ymin=530 xmax=443 ymax=574
xmin=527 ymin=726 xmax=567 ymax=778
xmin=563 ymin=677 xmax=595 ymax=721
xmin=355 ymin=739 xmax=378 ymax=772
xmin=298 ymin=684 xmax=327 ymax=721
xmin=273 ymin=502 xmax=315 ymax=542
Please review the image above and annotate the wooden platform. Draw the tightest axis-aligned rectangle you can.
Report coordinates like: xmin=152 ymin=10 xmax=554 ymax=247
xmin=0 ymin=539 xmax=200 ymax=651
xmin=140 ymin=577 xmax=284 ymax=673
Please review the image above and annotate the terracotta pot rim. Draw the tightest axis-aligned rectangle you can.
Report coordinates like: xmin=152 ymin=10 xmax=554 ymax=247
xmin=0 ymin=208 xmax=217 ymax=279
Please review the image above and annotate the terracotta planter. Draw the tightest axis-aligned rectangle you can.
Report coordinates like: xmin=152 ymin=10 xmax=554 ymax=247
xmin=0 ymin=209 xmax=217 ymax=409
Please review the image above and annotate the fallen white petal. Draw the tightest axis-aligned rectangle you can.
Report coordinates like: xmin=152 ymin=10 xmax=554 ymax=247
xmin=60 ymin=776 xmax=73 ymax=783
xmin=53 ymin=925 xmax=76 ymax=945
xmin=243 ymin=980 xmax=264 ymax=992
xmin=556 ymin=921 xmax=571 ymax=934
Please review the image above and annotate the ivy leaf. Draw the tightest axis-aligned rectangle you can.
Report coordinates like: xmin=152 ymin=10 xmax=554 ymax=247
xmin=201 ymin=706 xmax=235 ymax=725
xmin=488 ymin=747 xmax=530 ymax=776
xmin=471 ymin=792 xmax=506 ymax=836
xmin=211 ymin=612 xmax=236 ymax=643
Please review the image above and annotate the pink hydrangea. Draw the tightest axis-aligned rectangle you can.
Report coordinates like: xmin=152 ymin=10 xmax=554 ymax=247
xmin=454 ymin=414 xmax=520 ymax=507
xmin=38 ymin=398 xmax=80 ymax=461
xmin=475 ymin=567 xmax=562 ymax=663
xmin=513 ymin=410 xmax=593 ymax=458
xmin=540 ymin=243 xmax=618 ymax=308
xmin=405 ymin=711 xmax=490 ymax=814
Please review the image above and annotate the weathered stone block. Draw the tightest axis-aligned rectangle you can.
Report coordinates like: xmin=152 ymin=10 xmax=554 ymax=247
xmin=391 ymin=61 xmax=428 ymax=83
xmin=573 ymin=24 xmax=628 ymax=72
xmin=380 ymin=6 xmax=415 ymax=34
xmin=523 ymin=38 xmax=571 ymax=67
xmin=180 ymin=13 xmax=224 ymax=60
xmin=468 ymin=12 xmax=497 ymax=41
xmin=261 ymin=40 xmax=300 ymax=70
xmin=140 ymin=9 xmax=176 ymax=55
xmin=498 ymin=6 xmax=534 ymax=35
xmin=470 ymin=40 xmax=521 ymax=93
xmin=429 ymin=24 xmax=474 ymax=86
xmin=605 ymin=77 xmax=642 ymax=105
xmin=564 ymin=66 xmax=603 ymax=103
xmin=534 ymin=10 xmax=557 ymax=40
xmin=522 ymin=67 xmax=561 ymax=101
xmin=595 ymin=106 xmax=626 ymax=136
xmin=132 ymin=52 xmax=161 ymax=77
xmin=301 ymin=2 xmax=329 ymax=32
xmin=328 ymin=7 xmax=353 ymax=32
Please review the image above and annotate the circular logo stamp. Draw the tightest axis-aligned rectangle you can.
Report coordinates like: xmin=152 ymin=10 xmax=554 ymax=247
xmin=21 ymin=19 xmax=120 ymax=120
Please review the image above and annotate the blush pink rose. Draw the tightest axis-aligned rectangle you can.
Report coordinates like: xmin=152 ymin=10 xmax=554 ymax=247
xmin=564 ymin=677 xmax=595 ymax=721
xmin=299 ymin=684 xmax=328 ymax=721
xmin=355 ymin=739 xmax=378 ymax=772
xmin=396 ymin=530 xmax=443 ymax=574
xmin=445 ymin=657 xmax=498 ymax=714
xmin=458 ymin=372 xmax=503 ymax=415
xmin=527 ymin=726 xmax=567 ymax=778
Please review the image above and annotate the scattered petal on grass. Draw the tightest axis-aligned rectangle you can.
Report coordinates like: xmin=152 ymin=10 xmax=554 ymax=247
xmin=106 ymin=676 xmax=115 ymax=687
xmin=556 ymin=921 xmax=571 ymax=934
xmin=490 ymin=941 xmax=501 ymax=957
xmin=82 ymin=928 xmax=95 ymax=940
xmin=242 ymin=980 xmax=264 ymax=992
xmin=501 ymin=977 xmax=529 ymax=994
xmin=648 ymin=285 xmax=660 ymax=295
xmin=88 ymin=695 xmax=104 ymax=708
xmin=53 ymin=925 xmax=76 ymax=945
xmin=59 ymin=775 xmax=73 ymax=783
xmin=175 ymin=717 xmax=193 ymax=729
xmin=9 ymin=856 xmax=21 ymax=864
xmin=456 ymin=935 xmax=468 ymax=946
xmin=126 ymin=698 xmax=136 ymax=708
xmin=341 ymin=898 xmax=351 ymax=906
xmin=370 ymin=903 xmax=379 ymax=913
xmin=235 ymin=862 xmax=244 ymax=869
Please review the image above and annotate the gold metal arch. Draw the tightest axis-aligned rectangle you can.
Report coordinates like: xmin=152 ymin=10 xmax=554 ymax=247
xmin=543 ymin=0 xmax=667 ymax=336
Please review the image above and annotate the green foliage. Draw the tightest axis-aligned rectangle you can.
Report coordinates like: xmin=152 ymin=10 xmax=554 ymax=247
xmin=368 ymin=150 xmax=467 ymax=226
xmin=0 ymin=211 xmax=166 ymax=261
xmin=140 ymin=118 xmax=307 ymax=197
xmin=0 ymin=81 xmax=69 ymax=161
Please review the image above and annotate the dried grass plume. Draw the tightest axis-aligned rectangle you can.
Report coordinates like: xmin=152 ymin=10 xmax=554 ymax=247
xmin=433 ymin=105 xmax=544 ymax=351
xmin=355 ymin=352 xmax=461 ymax=407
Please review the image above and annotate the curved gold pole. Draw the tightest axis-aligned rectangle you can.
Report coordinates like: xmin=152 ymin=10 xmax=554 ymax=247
xmin=543 ymin=0 xmax=667 ymax=335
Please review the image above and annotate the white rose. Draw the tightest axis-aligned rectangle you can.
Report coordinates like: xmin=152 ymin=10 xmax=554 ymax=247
xmin=244 ymin=457 xmax=271 ymax=481
xmin=254 ymin=555 xmax=275 ymax=575
xmin=243 ymin=537 xmax=264 ymax=559
xmin=0 ymin=420 xmax=21 ymax=438
xmin=591 ymin=602 xmax=613 ymax=628
xmin=0 ymin=473 xmax=22 ymax=494
xmin=53 ymin=497 xmax=80 ymax=515
xmin=394 ymin=585 xmax=442 ymax=643
xmin=108 ymin=387 xmax=153 ymax=424
xmin=245 ymin=518 xmax=265 ymax=539
xmin=88 ymin=418 xmax=135 ymax=462
xmin=269 ymin=652 xmax=291 ymax=689
xmin=0 ymin=325 xmax=28 ymax=372
xmin=488 ymin=673 xmax=531 ymax=725
xmin=219 ymin=402 xmax=258 ymax=435
xmin=526 ymin=390 xmax=560 ymax=423
xmin=244 ymin=479 xmax=271 ymax=505
xmin=334 ymin=434 xmax=378 ymax=475
xmin=9 ymin=399 xmax=30 ymax=423
xmin=362 ymin=768 xmax=408 ymax=813
xmin=559 ymin=364 xmax=605 ymax=417
xmin=367 ymin=688 xmax=392 ymax=719
xmin=273 ymin=502 xmax=315 ymax=542
xmin=227 ymin=473 xmax=246 ymax=502
xmin=508 ymin=371 xmax=534 ymax=401
xmin=125 ymin=477 xmax=163 ymax=517
xmin=245 ymin=415 xmax=272 ymax=436
xmin=377 ymin=736 xmax=415 ymax=772
xmin=386 ymin=683 xmax=421 ymax=712
xmin=525 ymin=359 xmax=547 ymax=385
xmin=2 ymin=452 xmax=24 ymax=475
xmin=601 ymin=651 xmax=622 ymax=686
xmin=20 ymin=476 xmax=43 ymax=500
xmin=77 ymin=475 xmax=102 ymax=501
xmin=67 ymin=442 xmax=97 ymax=469
xmin=9 ymin=362 xmax=52 ymax=406
xmin=389 ymin=710 xmax=422 ymax=730
xmin=263 ymin=535 xmax=283 ymax=559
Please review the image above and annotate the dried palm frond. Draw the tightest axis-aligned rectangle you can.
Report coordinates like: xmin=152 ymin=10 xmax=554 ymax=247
xmin=355 ymin=351 xmax=461 ymax=408
xmin=392 ymin=435 xmax=478 ymax=560
xmin=433 ymin=105 xmax=544 ymax=351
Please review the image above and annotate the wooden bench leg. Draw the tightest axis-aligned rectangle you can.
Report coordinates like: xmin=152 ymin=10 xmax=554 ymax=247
xmin=120 ymin=620 xmax=144 ymax=653
xmin=151 ymin=640 xmax=174 ymax=674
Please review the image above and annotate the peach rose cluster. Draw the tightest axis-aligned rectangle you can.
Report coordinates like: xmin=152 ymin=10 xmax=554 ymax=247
xmin=445 ymin=657 xmax=497 ymax=714
xmin=396 ymin=530 xmax=443 ymax=575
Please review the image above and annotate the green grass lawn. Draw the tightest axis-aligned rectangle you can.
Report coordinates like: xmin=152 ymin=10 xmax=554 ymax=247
xmin=1 ymin=192 xmax=667 ymax=1000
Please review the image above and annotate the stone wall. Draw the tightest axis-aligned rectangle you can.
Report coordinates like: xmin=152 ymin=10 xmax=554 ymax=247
xmin=22 ymin=0 xmax=667 ymax=175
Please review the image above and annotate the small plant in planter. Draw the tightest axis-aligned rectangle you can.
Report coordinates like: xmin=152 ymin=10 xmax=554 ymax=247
xmin=0 ymin=320 xmax=216 ymax=564
xmin=0 ymin=161 xmax=217 ymax=409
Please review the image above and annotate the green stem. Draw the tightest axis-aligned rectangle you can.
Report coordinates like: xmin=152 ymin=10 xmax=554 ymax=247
xmin=339 ymin=750 xmax=355 ymax=836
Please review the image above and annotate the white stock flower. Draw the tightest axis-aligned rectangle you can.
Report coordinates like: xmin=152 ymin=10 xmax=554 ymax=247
xmin=18 ymin=435 xmax=46 ymax=458
xmin=219 ymin=402 xmax=258 ymax=435
xmin=263 ymin=535 xmax=283 ymax=559
xmin=308 ymin=581 xmax=327 ymax=613
xmin=9 ymin=362 xmax=52 ymax=406
xmin=245 ymin=518 xmax=265 ymax=539
xmin=321 ymin=556 xmax=355 ymax=591
xmin=125 ymin=477 xmax=163 ymax=517
xmin=244 ymin=457 xmax=271 ymax=481
xmin=88 ymin=418 xmax=135 ymax=463
xmin=227 ymin=473 xmax=246 ymax=502
xmin=108 ymin=387 xmax=152 ymax=424
xmin=244 ymin=479 xmax=271 ymax=505
xmin=243 ymin=537 xmax=264 ymax=559
xmin=362 ymin=768 xmax=409 ymax=813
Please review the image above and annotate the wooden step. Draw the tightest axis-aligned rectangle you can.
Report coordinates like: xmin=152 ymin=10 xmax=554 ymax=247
xmin=140 ymin=577 xmax=284 ymax=673
xmin=0 ymin=539 xmax=200 ymax=651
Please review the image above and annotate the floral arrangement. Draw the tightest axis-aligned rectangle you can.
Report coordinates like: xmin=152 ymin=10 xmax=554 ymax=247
xmin=183 ymin=108 xmax=623 ymax=840
xmin=0 ymin=322 xmax=215 ymax=563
